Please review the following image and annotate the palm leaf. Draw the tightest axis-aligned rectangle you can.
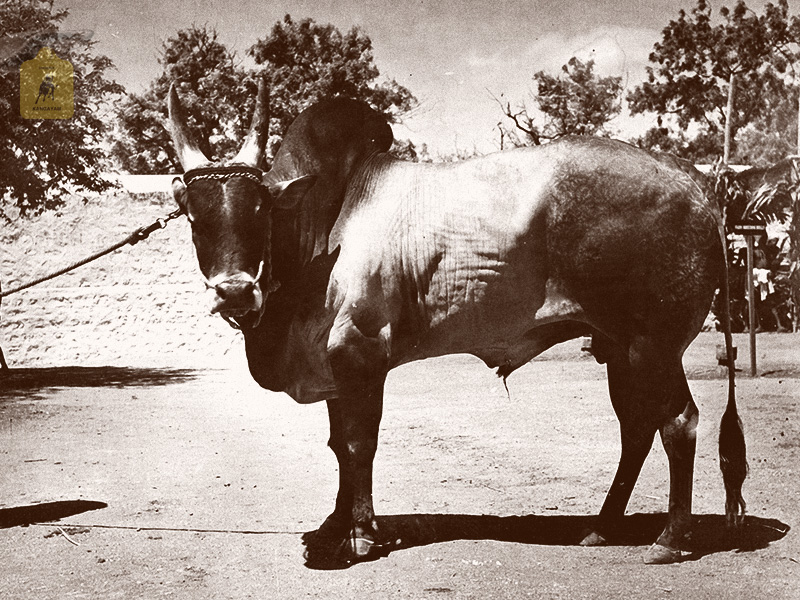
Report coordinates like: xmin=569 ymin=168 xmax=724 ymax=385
xmin=741 ymin=159 xmax=799 ymax=224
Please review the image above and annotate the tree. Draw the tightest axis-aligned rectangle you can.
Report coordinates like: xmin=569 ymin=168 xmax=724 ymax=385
xmin=111 ymin=25 xmax=251 ymax=173
xmin=629 ymin=0 xmax=795 ymax=163
xmin=735 ymin=87 xmax=799 ymax=167
xmin=497 ymin=57 xmax=622 ymax=146
xmin=249 ymin=15 xmax=416 ymax=134
xmin=0 ymin=0 xmax=123 ymax=217
xmin=113 ymin=17 xmax=417 ymax=173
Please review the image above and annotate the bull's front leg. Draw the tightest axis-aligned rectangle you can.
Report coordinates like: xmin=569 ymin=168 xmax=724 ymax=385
xmin=303 ymin=316 xmax=390 ymax=566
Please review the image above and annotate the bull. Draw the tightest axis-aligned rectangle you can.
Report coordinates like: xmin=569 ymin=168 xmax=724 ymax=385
xmin=167 ymin=78 xmax=746 ymax=566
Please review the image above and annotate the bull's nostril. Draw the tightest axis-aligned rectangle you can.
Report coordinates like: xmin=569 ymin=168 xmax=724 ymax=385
xmin=209 ymin=276 xmax=263 ymax=317
xmin=215 ymin=280 xmax=255 ymax=301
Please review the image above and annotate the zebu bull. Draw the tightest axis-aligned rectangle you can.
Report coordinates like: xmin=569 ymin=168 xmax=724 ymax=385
xmin=167 ymin=78 xmax=746 ymax=566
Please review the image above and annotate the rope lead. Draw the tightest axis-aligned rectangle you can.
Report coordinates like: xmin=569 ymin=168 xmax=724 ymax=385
xmin=0 ymin=207 xmax=185 ymax=299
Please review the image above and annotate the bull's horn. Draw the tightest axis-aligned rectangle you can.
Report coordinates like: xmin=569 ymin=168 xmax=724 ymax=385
xmin=167 ymin=83 xmax=210 ymax=171
xmin=232 ymin=75 xmax=270 ymax=168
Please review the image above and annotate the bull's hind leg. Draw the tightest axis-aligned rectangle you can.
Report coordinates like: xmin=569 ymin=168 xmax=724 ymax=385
xmin=649 ymin=386 xmax=698 ymax=564
xmin=581 ymin=335 xmax=696 ymax=564
xmin=580 ymin=336 xmax=657 ymax=547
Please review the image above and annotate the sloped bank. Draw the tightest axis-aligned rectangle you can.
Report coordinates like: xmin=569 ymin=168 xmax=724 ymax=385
xmin=0 ymin=191 xmax=241 ymax=369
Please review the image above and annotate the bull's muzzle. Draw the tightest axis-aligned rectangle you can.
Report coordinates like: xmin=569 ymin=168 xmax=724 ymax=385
xmin=208 ymin=275 xmax=264 ymax=321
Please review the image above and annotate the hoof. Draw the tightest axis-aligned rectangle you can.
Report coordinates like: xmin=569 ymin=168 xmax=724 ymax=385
xmin=303 ymin=523 xmax=388 ymax=568
xmin=306 ymin=515 xmax=349 ymax=542
xmin=347 ymin=536 xmax=377 ymax=560
xmin=643 ymin=543 xmax=684 ymax=565
xmin=579 ymin=531 xmax=608 ymax=547
xmin=303 ymin=535 xmax=385 ymax=568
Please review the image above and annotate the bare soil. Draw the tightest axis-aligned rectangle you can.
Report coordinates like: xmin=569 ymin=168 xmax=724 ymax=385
xmin=0 ymin=332 xmax=798 ymax=599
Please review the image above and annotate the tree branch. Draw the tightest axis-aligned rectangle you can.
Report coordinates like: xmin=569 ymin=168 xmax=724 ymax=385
xmin=488 ymin=90 xmax=541 ymax=145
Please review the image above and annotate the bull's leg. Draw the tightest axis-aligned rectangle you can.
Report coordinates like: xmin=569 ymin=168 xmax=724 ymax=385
xmin=649 ymin=382 xmax=698 ymax=564
xmin=308 ymin=399 xmax=357 ymax=542
xmin=315 ymin=394 xmax=384 ymax=564
xmin=304 ymin=320 xmax=389 ymax=565
xmin=581 ymin=335 xmax=694 ymax=564
xmin=580 ymin=341 xmax=657 ymax=546
xmin=305 ymin=393 xmax=384 ymax=565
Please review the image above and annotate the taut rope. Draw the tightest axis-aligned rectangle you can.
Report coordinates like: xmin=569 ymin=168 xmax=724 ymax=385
xmin=0 ymin=207 xmax=185 ymax=300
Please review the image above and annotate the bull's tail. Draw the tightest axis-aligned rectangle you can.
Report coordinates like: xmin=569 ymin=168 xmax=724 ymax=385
xmin=716 ymin=215 xmax=748 ymax=526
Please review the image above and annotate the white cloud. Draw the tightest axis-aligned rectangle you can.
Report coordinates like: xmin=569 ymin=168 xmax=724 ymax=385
xmin=396 ymin=26 xmax=663 ymax=154
xmin=467 ymin=26 xmax=658 ymax=84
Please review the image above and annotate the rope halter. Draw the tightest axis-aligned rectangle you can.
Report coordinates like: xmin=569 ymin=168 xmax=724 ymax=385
xmin=182 ymin=165 xmax=264 ymax=186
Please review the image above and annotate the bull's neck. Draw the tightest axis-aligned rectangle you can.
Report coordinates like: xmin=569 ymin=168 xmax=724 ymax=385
xmin=242 ymin=249 xmax=339 ymax=402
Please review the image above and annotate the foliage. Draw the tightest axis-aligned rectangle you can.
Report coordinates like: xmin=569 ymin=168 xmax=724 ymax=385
xmin=633 ymin=0 xmax=800 ymax=330
xmin=710 ymin=159 xmax=799 ymax=330
xmin=633 ymin=122 xmax=726 ymax=163
xmin=629 ymin=0 xmax=798 ymax=164
xmin=112 ymin=17 xmax=417 ymax=173
xmin=389 ymin=139 xmax=433 ymax=162
xmin=249 ymin=15 xmax=416 ymax=135
xmin=734 ymin=85 xmax=799 ymax=166
xmin=111 ymin=25 xmax=252 ymax=174
xmin=498 ymin=57 xmax=622 ymax=146
xmin=790 ymin=193 xmax=800 ymax=329
xmin=745 ymin=164 xmax=799 ymax=331
xmin=0 ymin=0 xmax=123 ymax=217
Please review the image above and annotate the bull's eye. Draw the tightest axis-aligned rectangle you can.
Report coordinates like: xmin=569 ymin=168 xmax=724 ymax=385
xmin=187 ymin=215 xmax=209 ymax=236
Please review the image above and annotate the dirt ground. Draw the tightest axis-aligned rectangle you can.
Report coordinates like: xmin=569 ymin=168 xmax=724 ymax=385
xmin=0 ymin=332 xmax=798 ymax=599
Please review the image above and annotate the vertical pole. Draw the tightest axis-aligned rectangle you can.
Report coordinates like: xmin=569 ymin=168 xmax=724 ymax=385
xmin=795 ymin=95 xmax=800 ymax=333
xmin=746 ymin=235 xmax=757 ymax=377
xmin=724 ymin=72 xmax=736 ymax=165
xmin=796 ymin=92 xmax=800 ymax=153
xmin=0 ymin=280 xmax=6 ymax=371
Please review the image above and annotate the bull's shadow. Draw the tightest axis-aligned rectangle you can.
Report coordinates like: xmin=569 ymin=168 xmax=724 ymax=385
xmin=0 ymin=367 xmax=198 ymax=400
xmin=303 ymin=512 xmax=789 ymax=569
xmin=0 ymin=500 xmax=107 ymax=529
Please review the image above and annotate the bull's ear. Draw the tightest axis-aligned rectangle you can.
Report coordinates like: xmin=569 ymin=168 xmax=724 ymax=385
xmin=267 ymin=175 xmax=317 ymax=209
xmin=171 ymin=177 xmax=187 ymax=210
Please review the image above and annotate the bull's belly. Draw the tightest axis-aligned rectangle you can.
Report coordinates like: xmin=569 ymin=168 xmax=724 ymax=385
xmin=392 ymin=272 xmax=589 ymax=373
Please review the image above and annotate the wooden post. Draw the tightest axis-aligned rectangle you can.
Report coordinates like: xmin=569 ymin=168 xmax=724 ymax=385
xmin=746 ymin=235 xmax=757 ymax=377
xmin=796 ymin=96 xmax=800 ymax=333
xmin=0 ymin=279 xmax=7 ymax=371
xmin=724 ymin=72 xmax=736 ymax=165
xmin=796 ymin=92 xmax=800 ymax=153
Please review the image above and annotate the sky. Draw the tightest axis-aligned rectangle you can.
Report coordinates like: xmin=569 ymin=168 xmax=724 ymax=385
xmin=59 ymin=0 xmax=800 ymax=156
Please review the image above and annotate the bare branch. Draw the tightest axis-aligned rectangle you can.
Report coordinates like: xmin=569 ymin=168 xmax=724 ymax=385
xmin=488 ymin=89 xmax=541 ymax=146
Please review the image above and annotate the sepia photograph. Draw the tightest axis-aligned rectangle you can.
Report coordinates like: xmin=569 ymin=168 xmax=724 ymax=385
xmin=1 ymin=0 xmax=799 ymax=597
